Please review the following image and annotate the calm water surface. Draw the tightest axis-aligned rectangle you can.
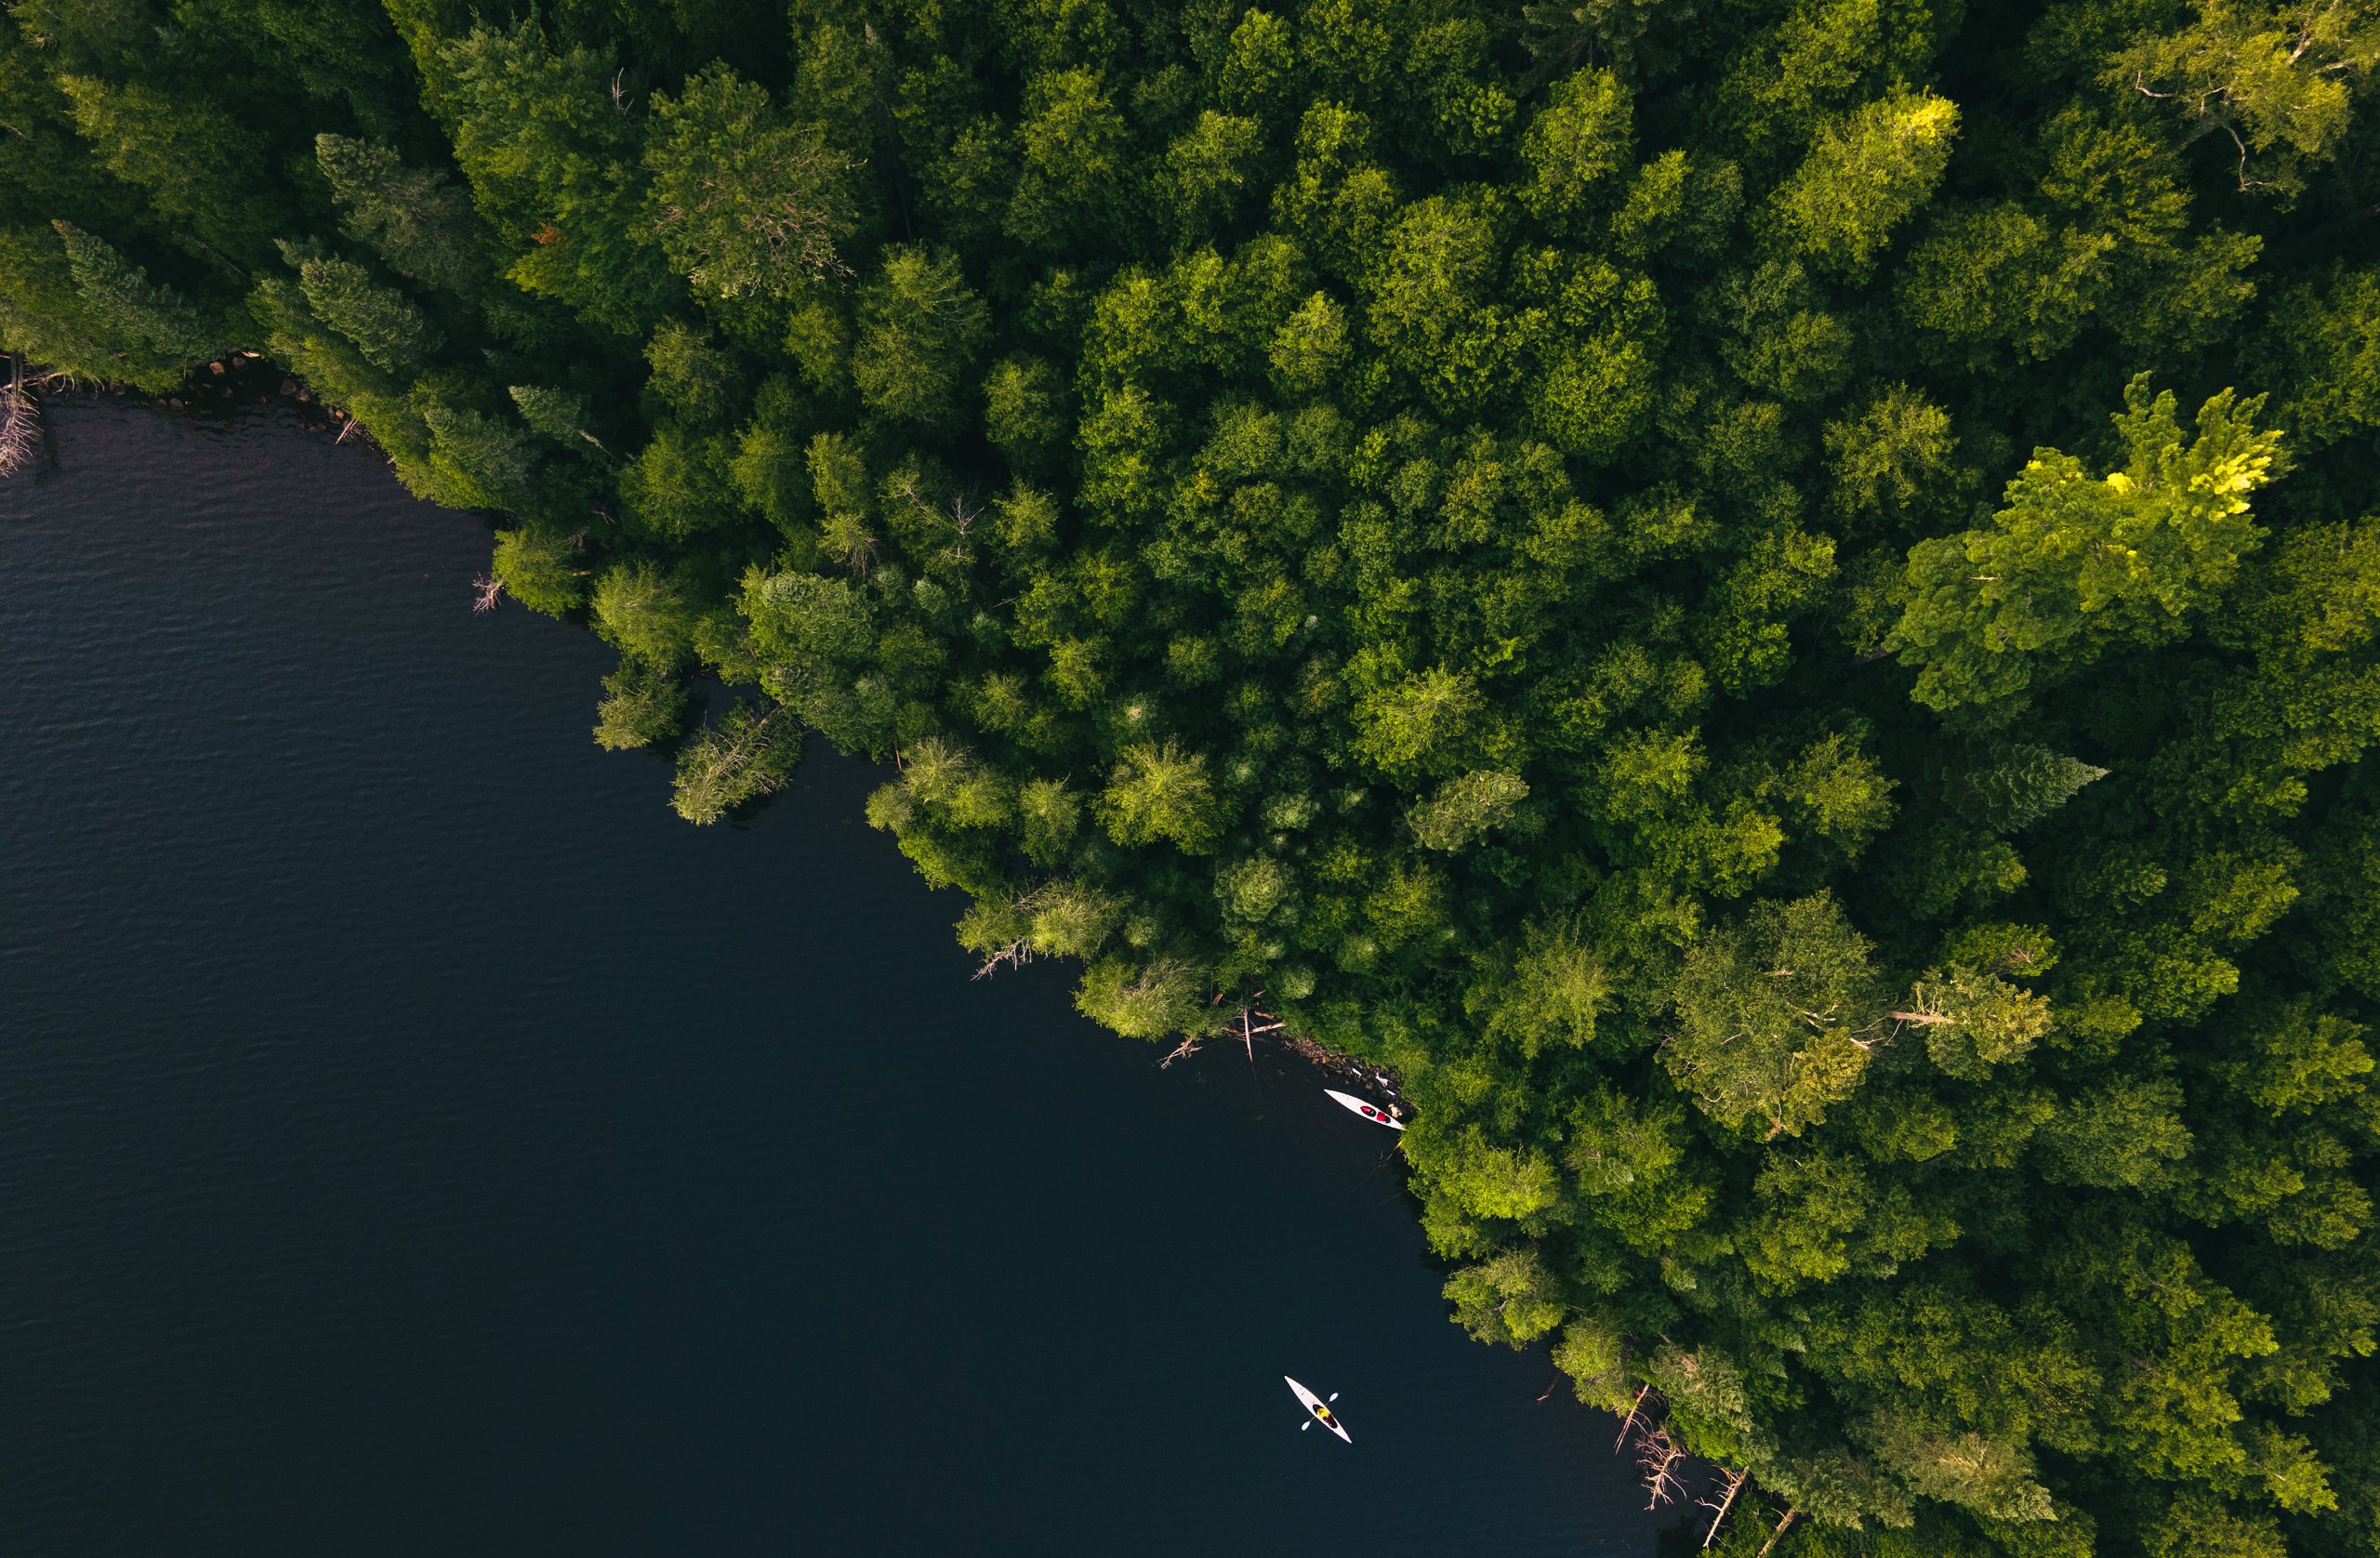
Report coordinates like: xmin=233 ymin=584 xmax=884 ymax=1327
xmin=0 ymin=404 xmax=1665 ymax=1555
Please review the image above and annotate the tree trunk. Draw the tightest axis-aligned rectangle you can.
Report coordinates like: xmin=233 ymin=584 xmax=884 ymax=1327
xmin=1701 ymin=1468 xmax=1750 ymax=1549
xmin=1614 ymin=1382 xmax=1651 ymax=1452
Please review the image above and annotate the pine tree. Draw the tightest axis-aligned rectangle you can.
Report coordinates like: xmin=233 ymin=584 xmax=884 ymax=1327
xmin=489 ymin=522 xmax=585 ymax=617
xmin=284 ymin=246 xmax=441 ymax=375
xmin=852 ymin=246 xmax=991 ymax=429
xmin=53 ymin=76 xmax=282 ymax=267
xmin=52 ymin=222 xmax=224 ymax=385
xmin=593 ymin=660 xmax=686 ymax=750
xmin=1955 ymin=743 xmax=2109 ymax=830
xmin=314 ymin=135 xmax=486 ymax=297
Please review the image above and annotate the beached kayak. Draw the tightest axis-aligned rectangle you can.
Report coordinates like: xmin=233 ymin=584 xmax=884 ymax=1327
xmin=1324 ymin=1089 xmax=1405 ymax=1130
xmin=1285 ymin=1375 xmax=1352 ymax=1443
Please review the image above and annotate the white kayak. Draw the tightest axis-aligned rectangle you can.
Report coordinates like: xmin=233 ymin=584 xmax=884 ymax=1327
xmin=1325 ymin=1089 xmax=1405 ymax=1131
xmin=1286 ymin=1375 xmax=1352 ymax=1443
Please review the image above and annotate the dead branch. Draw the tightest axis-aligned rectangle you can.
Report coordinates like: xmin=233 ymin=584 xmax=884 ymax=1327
xmin=2228 ymin=125 xmax=2260 ymax=192
xmin=471 ymin=573 xmax=505 ymax=613
xmin=972 ymin=940 xmax=1032 ymax=980
xmin=1159 ymin=1032 xmax=1204 ymax=1069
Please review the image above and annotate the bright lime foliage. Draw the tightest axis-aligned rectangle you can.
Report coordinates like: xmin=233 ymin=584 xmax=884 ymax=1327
xmin=5 ymin=5 xmax=2380 ymax=1555
xmin=1772 ymin=90 xmax=1960 ymax=277
xmin=1894 ymin=377 xmax=2287 ymax=711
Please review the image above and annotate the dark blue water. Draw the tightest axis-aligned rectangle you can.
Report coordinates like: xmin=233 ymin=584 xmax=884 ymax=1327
xmin=0 ymin=403 xmax=1662 ymax=1555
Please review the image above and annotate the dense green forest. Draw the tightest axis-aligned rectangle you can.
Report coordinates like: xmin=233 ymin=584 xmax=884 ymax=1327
xmin=7 ymin=0 xmax=2380 ymax=1551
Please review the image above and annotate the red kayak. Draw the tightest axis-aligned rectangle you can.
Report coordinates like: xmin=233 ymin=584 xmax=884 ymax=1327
xmin=1325 ymin=1089 xmax=1405 ymax=1131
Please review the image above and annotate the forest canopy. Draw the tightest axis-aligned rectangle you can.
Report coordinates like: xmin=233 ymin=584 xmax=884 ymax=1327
xmin=7 ymin=1 xmax=2380 ymax=1553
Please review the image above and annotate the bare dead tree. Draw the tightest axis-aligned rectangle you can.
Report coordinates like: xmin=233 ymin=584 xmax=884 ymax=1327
xmin=1638 ymin=1423 xmax=1688 ymax=1511
xmin=471 ymin=573 xmax=505 ymax=613
xmin=1699 ymin=1468 xmax=1752 ymax=1549
xmin=0 ymin=357 xmax=42 ymax=478
xmin=1754 ymin=1505 xmax=1801 ymax=1558
xmin=609 ymin=69 xmax=634 ymax=117
xmin=877 ymin=473 xmax=982 ymax=572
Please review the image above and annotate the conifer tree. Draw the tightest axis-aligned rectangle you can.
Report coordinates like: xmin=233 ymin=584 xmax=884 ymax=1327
xmin=314 ymin=134 xmax=485 ymax=297
xmin=50 ymin=222 xmax=224 ymax=386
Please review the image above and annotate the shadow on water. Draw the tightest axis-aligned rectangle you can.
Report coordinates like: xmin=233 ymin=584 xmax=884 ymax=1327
xmin=0 ymin=401 xmax=1686 ymax=1557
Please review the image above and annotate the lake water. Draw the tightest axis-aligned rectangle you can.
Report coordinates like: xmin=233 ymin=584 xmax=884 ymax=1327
xmin=0 ymin=403 xmax=1669 ymax=1555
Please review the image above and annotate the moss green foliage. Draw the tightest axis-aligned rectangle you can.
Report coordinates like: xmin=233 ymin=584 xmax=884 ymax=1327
xmin=593 ymin=661 xmax=688 ymax=751
xmin=6 ymin=2 xmax=2380 ymax=1552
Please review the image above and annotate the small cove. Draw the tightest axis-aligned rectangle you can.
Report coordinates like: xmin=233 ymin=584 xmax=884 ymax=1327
xmin=0 ymin=402 xmax=1671 ymax=1555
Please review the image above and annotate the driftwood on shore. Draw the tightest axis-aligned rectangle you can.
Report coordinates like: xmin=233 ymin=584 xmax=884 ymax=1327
xmin=1148 ymin=987 xmax=1404 ymax=1102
